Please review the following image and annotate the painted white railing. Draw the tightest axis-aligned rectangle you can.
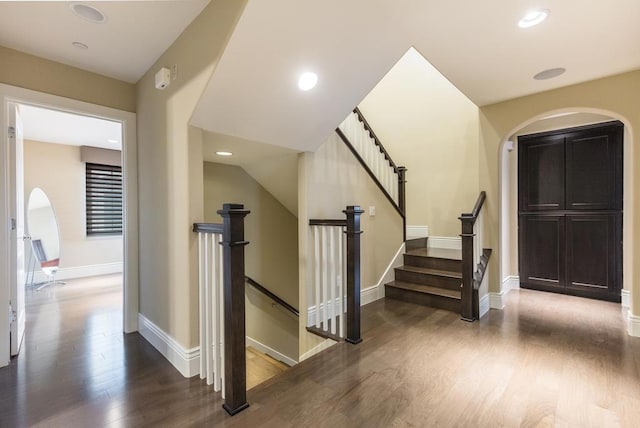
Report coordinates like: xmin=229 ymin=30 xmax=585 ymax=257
xmin=338 ymin=110 xmax=399 ymax=205
xmin=308 ymin=223 xmax=347 ymax=338
xmin=196 ymin=228 xmax=225 ymax=395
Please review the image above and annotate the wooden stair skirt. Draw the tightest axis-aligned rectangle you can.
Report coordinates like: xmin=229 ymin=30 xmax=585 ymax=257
xmin=385 ymin=238 xmax=463 ymax=314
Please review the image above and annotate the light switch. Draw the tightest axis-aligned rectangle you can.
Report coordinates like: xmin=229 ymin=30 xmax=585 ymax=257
xmin=369 ymin=206 xmax=376 ymax=216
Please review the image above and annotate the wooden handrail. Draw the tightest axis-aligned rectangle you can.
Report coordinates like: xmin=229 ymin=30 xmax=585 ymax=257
xmin=308 ymin=219 xmax=347 ymax=227
xmin=245 ymin=276 xmax=299 ymax=317
xmin=459 ymin=191 xmax=486 ymax=223
xmin=353 ymin=107 xmax=399 ymax=172
xmin=193 ymin=222 xmax=224 ymax=234
xmin=335 ymin=128 xmax=405 ymax=219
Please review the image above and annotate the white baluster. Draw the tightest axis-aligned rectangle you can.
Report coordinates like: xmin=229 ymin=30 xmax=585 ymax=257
xmin=313 ymin=227 xmax=320 ymax=328
xmin=321 ymin=227 xmax=329 ymax=331
xmin=337 ymin=226 xmax=345 ymax=338
xmin=198 ymin=233 xmax=205 ymax=380
xmin=218 ymin=233 xmax=225 ymax=397
xmin=329 ymin=226 xmax=336 ymax=335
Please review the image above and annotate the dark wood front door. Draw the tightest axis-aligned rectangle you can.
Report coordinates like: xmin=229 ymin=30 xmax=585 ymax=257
xmin=518 ymin=121 xmax=623 ymax=302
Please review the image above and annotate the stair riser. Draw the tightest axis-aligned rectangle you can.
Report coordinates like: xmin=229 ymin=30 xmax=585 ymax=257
xmin=385 ymin=285 xmax=461 ymax=314
xmin=394 ymin=269 xmax=461 ymax=291
xmin=404 ymin=254 xmax=462 ymax=272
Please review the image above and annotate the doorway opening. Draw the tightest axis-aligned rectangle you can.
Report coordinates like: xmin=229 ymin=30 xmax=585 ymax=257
xmin=0 ymin=84 xmax=138 ymax=367
xmin=499 ymin=110 xmax=633 ymax=309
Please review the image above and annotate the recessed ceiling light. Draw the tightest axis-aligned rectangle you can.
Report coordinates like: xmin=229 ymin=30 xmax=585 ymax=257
xmin=216 ymin=151 xmax=233 ymax=156
xmin=70 ymin=3 xmax=107 ymax=24
xmin=107 ymin=139 xmax=119 ymax=144
xmin=298 ymin=72 xmax=318 ymax=91
xmin=72 ymin=41 xmax=88 ymax=50
xmin=518 ymin=9 xmax=549 ymax=28
xmin=534 ymin=67 xmax=566 ymax=80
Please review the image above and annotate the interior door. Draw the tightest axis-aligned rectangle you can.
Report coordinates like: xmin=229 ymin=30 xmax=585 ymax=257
xmin=9 ymin=104 xmax=25 ymax=356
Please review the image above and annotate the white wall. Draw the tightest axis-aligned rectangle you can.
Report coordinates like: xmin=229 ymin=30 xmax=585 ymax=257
xmin=24 ymin=139 xmax=122 ymax=276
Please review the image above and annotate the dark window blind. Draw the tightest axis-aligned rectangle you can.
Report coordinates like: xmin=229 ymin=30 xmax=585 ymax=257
xmin=86 ymin=163 xmax=123 ymax=235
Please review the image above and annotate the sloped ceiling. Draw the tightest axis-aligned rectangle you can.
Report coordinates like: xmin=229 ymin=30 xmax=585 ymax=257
xmin=192 ymin=0 xmax=640 ymax=152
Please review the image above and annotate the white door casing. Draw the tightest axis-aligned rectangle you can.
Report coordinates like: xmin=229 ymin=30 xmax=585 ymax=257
xmin=0 ymin=83 xmax=139 ymax=366
xmin=8 ymin=103 xmax=25 ymax=355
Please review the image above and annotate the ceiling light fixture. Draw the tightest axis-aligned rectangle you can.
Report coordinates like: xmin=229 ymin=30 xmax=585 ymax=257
xmin=518 ymin=9 xmax=549 ymax=28
xmin=216 ymin=151 xmax=233 ymax=156
xmin=72 ymin=41 xmax=89 ymax=50
xmin=70 ymin=3 xmax=107 ymax=24
xmin=534 ymin=67 xmax=566 ymax=80
xmin=298 ymin=72 xmax=318 ymax=91
xmin=107 ymin=139 xmax=119 ymax=144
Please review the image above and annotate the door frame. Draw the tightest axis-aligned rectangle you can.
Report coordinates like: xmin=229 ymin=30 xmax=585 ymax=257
xmin=498 ymin=108 xmax=633 ymax=313
xmin=0 ymin=84 xmax=139 ymax=367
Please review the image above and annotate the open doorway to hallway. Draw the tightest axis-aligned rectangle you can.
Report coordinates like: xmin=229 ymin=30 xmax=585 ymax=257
xmin=14 ymin=103 xmax=125 ymax=359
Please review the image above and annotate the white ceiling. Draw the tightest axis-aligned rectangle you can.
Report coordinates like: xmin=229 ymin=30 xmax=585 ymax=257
xmin=0 ymin=1 xmax=209 ymax=83
xmin=19 ymin=104 xmax=122 ymax=150
xmin=191 ymin=0 xmax=640 ymax=151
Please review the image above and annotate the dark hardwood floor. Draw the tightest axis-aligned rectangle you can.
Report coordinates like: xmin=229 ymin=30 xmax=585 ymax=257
xmin=1 ymin=277 xmax=639 ymax=427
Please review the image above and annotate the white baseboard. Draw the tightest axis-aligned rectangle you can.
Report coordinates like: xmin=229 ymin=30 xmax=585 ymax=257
xmin=489 ymin=292 xmax=505 ymax=310
xmin=374 ymin=242 xmax=405 ymax=299
xmin=628 ymin=312 xmax=640 ymax=337
xmin=361 ymin=285 xmax=380 ymax=306
xmin=31 ymin=262 xmax=123 ymax=284
xmin=246 ymin=336 xmax=297 ymax=367
xmin=428 ymin=236 xmax=461 ymax=250
xmin=138 ymin=314 xmax=199 ymax=378
xmin=621 ymin=290 xmax=630 ymax=308
xmin=502 ymin=275 xmax=520 ymax=292
xmin=479 ymin=294 xmax=490 ymax=318
xmin=406 ymin=225 xmax=429 ymax=239
xmin=299 ymin=338 xmax=337 ymax=362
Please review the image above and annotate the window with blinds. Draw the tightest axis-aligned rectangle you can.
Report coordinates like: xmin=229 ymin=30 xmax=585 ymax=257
xmin=85 ymin=163 xmax=123 ymax=235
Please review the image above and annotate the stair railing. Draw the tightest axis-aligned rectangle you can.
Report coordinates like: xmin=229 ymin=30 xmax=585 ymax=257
xmin=308 ymin=206 xmax=363 ymax=344
xmin=337 ymin=108 xmax=407 ymax=240
xmin=193 ymin=203 xmax=250 ymax=416
xmin=459 ymin=192 xmax=490 ymax=321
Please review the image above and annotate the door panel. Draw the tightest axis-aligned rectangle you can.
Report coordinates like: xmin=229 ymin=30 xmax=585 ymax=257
xmin=9 ymin=105 xmax=25 ymax=356
xmin=566 ymin=214 xmax=620 ymax=299
xmin=565 ymin=124 xmax=622 ymax=211
xmin=519 ymin=136 xmax=565 ymax=211
xmin=519 ymin=214 xmax=564 ymax=290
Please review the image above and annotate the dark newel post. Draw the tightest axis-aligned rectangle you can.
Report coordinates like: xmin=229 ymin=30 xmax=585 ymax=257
xmin=344 ymin=205 xmax=364 ymax=344
xmin=459 ymin=215 xmax=475 ymax=322
xmin=217 ymin=203 xmax=250 ymax=416
xmin=397 ymin=166 xmax=407 ymax=241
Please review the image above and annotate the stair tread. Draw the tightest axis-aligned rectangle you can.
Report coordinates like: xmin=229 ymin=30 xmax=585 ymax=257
xmin=396 ymin=265 xmax=462 ymax=278
xmin=386 ymin=281 xmax=461 ymax=300
xmin=405 ymin=247 xmax=462 ymax=260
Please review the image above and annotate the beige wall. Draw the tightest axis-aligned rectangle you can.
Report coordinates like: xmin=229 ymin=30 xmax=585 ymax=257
xmin=298 ymin=133 xmax=404 ymax=356
xmin=479 ymin=70 xmax=640 ymax=317
xmin=0 ymin=45 xmax=134 ymax=112
xmin=135 ymin=0 xmax=247 ymax=349
xmin=358 ymin=47 xmax=479 ymax=237
xmin=24 ymin=140 xmax=122 ymax=272
xmin=203 ymin=162 xmax=298 ymax=360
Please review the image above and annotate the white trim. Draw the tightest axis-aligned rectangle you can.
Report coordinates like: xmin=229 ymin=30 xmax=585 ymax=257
xmin=489 ymin=291 xmax=505 ymax=310
xmin=406 ymin=225 xmax=428 ymax=239
xmin=361 ymin=285 xmax=379 ymax=306
xmin=374 ymin=242 xmax=405 ymax=298
xmin=138 ymin=314 xmax=199 ymax=378
xmin=621 ymin=289 xmax=630 ymax=308
xmin=427 ymin=236 xmax=461 ymax=250
xmin=0 ymin=83 xmax=138 ymax=366
xmin=31 ymin=262 xmax=123 ymax=284
xmin=502 ymin=275 xmax=520 ymax=292
xmin=299 ymin=338 xmax=336 ymax=362
xmin=479 ymin=294 xmax=490 ymax=318
xmin=628 ymin=312 xmax=640 ymax=337
xmin=246 ymin=336 xmax=297 ymax=367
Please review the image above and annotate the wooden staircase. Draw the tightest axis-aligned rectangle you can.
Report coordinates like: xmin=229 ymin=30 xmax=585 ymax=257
xmin=385 ymin=238 xmax=463 ymax=314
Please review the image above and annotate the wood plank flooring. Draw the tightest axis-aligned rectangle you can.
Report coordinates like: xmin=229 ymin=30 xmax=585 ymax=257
xmin=1 ymin=277 xmax=639 ymax=427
